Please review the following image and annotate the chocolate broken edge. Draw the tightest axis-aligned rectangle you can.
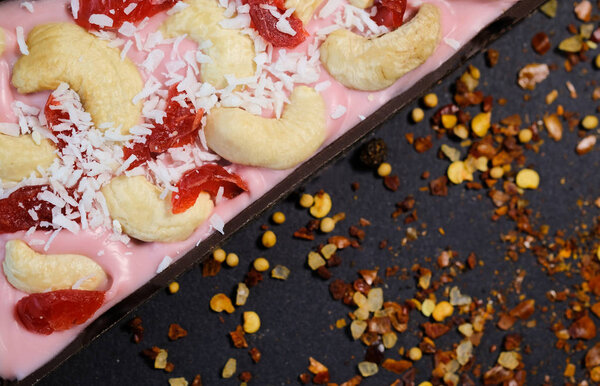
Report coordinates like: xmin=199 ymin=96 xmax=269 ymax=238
xmin=1 ymin=0 xmax=546 ymax=384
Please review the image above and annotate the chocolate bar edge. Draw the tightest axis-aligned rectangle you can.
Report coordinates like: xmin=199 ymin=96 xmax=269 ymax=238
xmin=1 ymin=0 xmax=546 ymax=384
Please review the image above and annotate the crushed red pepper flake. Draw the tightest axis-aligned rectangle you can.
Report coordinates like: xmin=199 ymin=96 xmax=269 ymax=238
xmin=168 ymin=323 xmax=188 ymax=341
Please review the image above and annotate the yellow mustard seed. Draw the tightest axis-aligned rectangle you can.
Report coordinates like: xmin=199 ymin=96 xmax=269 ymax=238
xmin=253 ymin=257 xmax=270 ymax=272
xmin=418 ymin=383 xmax=433 ymax=386
xmin=582 ymin=115 xmax=599 ymax=130
xmin=516 ymin=168 xmax=540 ymax=189
xmin=471 ymin=112 xmax=491 ymax=137
xmin=243 ymin=311 xmax=261 ymax=333
xmin=272 ymin=211 xmax=286 ymax=224
xmin=441 ymin=114 xmax=458 ymax=129
xmin=518 ymin=128 xmax=533 ymax=143
xmin=490 ymin=166 xmax=504 ymax=180
xmin=408 ymin=347 xmax=422 ymax=361
xmin=213 ymin=248 xmax=226 ymax=263
xmin=226 ymin=253 xmax=239 ymax=267
xmin=423 ymin=93 xmax=438 ymax=108
xmin=320 ymin=217 xmax=336 ymax=233
xmin=411 ymin=107 xmax=425 ymax=123
xmin=261 ymin=230 xmax=276 ymax=248
xmin=299 ymin=193 xmax=314 ymax=208
xmin=168 ymin=281 xmax=180 ymax=294
xmin=377 ymin=162 xmax=392 ymax=177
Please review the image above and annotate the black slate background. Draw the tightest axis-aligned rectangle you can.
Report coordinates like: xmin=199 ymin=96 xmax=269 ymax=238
xmin=37 ymin=2 xmax=600 ymax=385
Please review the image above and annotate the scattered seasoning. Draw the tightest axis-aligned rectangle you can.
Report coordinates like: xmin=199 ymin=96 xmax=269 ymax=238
xmin=531 ymin=32 xmax=551 ymax=55
xmin=168 ymin=323 xmax=188 ymax=341
xmin=128 ymin=316 xmax=144 ymax=344
xmin=222 ymin=358 xmax=237 ymax=379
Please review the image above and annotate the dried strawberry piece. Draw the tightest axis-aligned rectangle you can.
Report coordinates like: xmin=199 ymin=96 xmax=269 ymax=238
xmin=172 ymin=164 xmax=249 ymax=214
xmin=73 ymin=0 xmax=178 ymax=31
xmin=372 ymin=0 xmax=407 ymax=29
xmin=16 ymin=289 xmax=105 ymax=335
xmin=0 ymin=185 xmax=54 ymax=233
xmin=122 ymin=84 xmax=204 ymax=170
xmin=147 ymin=86 xmax=204 ymax=154
xmin=247 ymin=0 xmax=308 ymax=48
xmin=45 ymin=94 xmax=72 ymax=150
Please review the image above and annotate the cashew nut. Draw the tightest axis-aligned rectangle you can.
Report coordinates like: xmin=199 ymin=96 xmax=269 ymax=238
xmin=205 ymin=86 xmax=326 ymax=169
xmin=11 ymin=23 xmax=143 ymax=133
xmin=0 ymin=134 xmax=57 ymax=184
xmin=348 ymin=0 xmax=374 ymax=8
xmin=319 ymin=4 xmax=441 ymax=91
xmin=285 ymin=0 xmax=325 ymax=24
xmin=101 ymin=175 xmax=214 ymax=242
xmin=161 ymin=0 xmax=255 ymax=89
xmin=2 ymin=240 xmax=107 ymax=294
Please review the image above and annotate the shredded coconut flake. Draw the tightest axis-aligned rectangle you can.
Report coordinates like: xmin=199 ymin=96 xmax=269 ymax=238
xmin=71 ymin=0 xmax=80 ymax=19
xmin=209 ymin=213 xmax=225 ymax=234
xmin=16 ymin=26 xmax=29 ymax=55
xmin=331 ymin=105 xmax=347 ymax=119
xmin=89 ymin=14 xmax=114 ymax=28
xmin=444 ymin=37 xmax=461 ymax=50
xmin=156 ymin=256 xmax=173 ymax=273
xmin=20 ymin=1 xmax=34 ymax=12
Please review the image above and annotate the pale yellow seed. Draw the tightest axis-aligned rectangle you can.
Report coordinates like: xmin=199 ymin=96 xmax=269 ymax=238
xmin=545 ymin=89 xmax=558 ymax=105
xmin=210 ymin=293 xmax=235 ymax=313
xmin=453 ymin=124 xmax=469 ymax=139
xmin=423 ymin=93 xmax=438 ymax=108
xmin=377 ymin=162 xmax=392 ymax=177
xmin=469 ymin=65 xmax=481 ymax=79
xmin=441 ymin=114 xmax=458 ymax=129
xmin=272 ymin=211 xmax=286 ymax=224
xmin=261 ymin=230 xmax=276 ymax=248
xmin=490 ymin=166 xmax=504 ymax=180
xmin=299 ymin=193 xmax=314 ymax=208
xmin=471 ymin=112 xmax=491 ymax=137
xmin=447 ymin=161 xmax=472 ymax=184
xmin=310 ymin=192 xmax=332 ymax=218
xmin=408 ymin=347 xmax=422 ymax=361
xmin=596 ymin=54 xmax=600 ymax=69
xmin=168 ymin=281 xmax=180 ymax=294
xmin=418 ymin=383 xmax=433 ymax=386
xmin=320 ymin=217 xmax=336 ymax=233
xmin=226 ymin=253 xmax=239 ymax=267
xmin=411 ymin=107 xmax=425 ymax=123
xmin=243 ymin=311 xmax=261 ymax=333
xmin=518 ymin=128 xmax=533 ymax=143
xmin=516 ymin=169 xmax=540 ymax=189
xmin=222 ymin=358 xmax=237 ymax=378
xmin=432 ymin=301 xmax=454 ymax=322
xmin=253 ymin=257 xmax=270 ymax=272
xmin=582 ymin=115 xmax=599 ymax=130
xmin=213 ymin=248 xmax=226 ymax=263
xmin=421 ymin=299 xmax=435 ymax=317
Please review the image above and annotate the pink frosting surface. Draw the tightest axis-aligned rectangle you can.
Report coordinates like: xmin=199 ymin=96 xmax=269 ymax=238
xmin=0 ymin=0 xmax=518 ymax=380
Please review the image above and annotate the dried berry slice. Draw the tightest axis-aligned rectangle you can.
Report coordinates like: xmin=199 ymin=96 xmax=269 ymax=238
xmin=73 ymin=0 xmax=178 ymax=31
xmin=0 ymin=185 xmax=53 ymax=233
xmin=247 ymin=0 xmax=308 ymax=48
xmin=123 ymin=84 xmax=204 ymax=170
xmin=16 ymin=290 xmax=105 ymax=335
xmin=172 ymin=164 xmax=249 ymax=214
xmin=372 ymin=0 xmax=407 ymax=29
xmin=44 ymin=94 xmax=72 ymax=150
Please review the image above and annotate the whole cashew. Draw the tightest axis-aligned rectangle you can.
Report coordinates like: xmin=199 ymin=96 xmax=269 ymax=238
xmin=161 ymin=0 xmax=255 ymax=89
xmin=2 ymin=240 xmax=108 ymax=294
xmin=205 ymin=86 xmax=326 ymax=170
xmin=319 ymin=4 xmax=441 ymax=91
xmin=11 ymin=23 xmax=143 ymax=133
xmin=101 ymin=175 xmax=214 ymax=242
xmin=285 ymin=0 xmax=325 ymax=24
xmin=0 ymin=134 xmax=56 ymax=183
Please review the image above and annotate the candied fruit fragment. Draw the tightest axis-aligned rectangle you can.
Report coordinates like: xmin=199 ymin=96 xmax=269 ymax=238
xmin=73 ymin=0 xmax=178 ymax=31
xmin=247 ymin=0 xmax=308 ymax=48
xmin=372 ymin=0 xmax=407 ymax=29
xmin=16 ymin=289 xmax=105 ymax=335
xmin=0 ymin=185 xmax=54 ymax=233
xmin=44 ymin=94 xmax=72 ymax=150
xmin=123 ymin=84 xmax=204 ymax=170
xmin=172 ymin=164 xmax=249 ymax=214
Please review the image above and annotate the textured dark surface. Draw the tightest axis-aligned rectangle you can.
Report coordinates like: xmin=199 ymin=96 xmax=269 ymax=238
xmin=9 ymin=1 xmax=600 ymax=385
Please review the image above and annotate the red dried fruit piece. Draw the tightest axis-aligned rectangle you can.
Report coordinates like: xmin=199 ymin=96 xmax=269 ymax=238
xmin=372 ymin=0 xmax=407 ymax=29
xmin=123 ymin=84 xmax=204 ymax=170
xmin=247 ymin=0 xmax=308 ymax=48
xmin=45 ymin=94 xmax=76 ymax=150
xmin=73 ymin=0 xmax=178 ymax=31
xmin=171 ymin=164 xmax=249 ymax=214
xmin=0 ymin=185 xmax=54 ymax=233
xmin=16 ymin=289 xmax=105 ymax=335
